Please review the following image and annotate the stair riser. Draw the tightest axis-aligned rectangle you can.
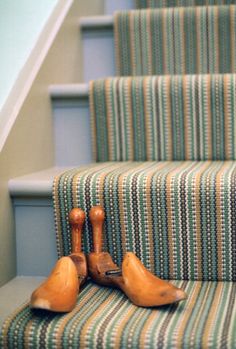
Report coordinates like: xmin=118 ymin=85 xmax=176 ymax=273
xmin=82 ymin=28 xmax=115 ymax=82
xmin=14 ymin=198 xmax=57 ymax=276
xmin=104 ymin=0 xmax=135 ymax=14
xmin=52 ymin=98 xmax=92 ymax=166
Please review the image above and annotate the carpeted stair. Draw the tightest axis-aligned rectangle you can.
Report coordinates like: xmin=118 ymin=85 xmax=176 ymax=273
xmin=136 ymin=0 xmax=236 ymax=9
xmin=115 ymin=5 xmax=236 ymax=75
xmin=1 ymin=3 xmax=236 ymax=349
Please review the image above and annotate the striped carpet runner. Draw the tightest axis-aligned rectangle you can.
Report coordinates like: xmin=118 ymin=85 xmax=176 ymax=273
xmin=1 ymin=281 xmax=235 ymax=349
xmin=91 ymin=75 xmax=236 ymax=162
xmin=114 ymin=5 xmax=236 ymax=76
xmin=136 ymin=0 xmax=236 ymax=8
xmin=53 ymin=161 xmax=236 ymax=281
xmin=2 ymin=2 xmax=236 ymax=349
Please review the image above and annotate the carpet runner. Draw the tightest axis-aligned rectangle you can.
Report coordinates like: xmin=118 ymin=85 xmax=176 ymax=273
xmin=114 ymin=5 xmax=236 ymax=76
xmin=1 ymin=281 xmax=235 ymax=349
xmin=136 ymin=0 xmax=236 ymax=9
xmin=1 ymin=2 xmax=236 ymax=348
xmin=53 ymin=161 xmax=236 ymax=281
xmin=90 ymin=75 xmax=236 ymax=162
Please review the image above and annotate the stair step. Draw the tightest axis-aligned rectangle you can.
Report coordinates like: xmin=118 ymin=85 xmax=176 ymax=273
xmin=104 ymin=0 xmax=135 ymax=14
xmin=9 ymin=167 xmax=70 ymax=197
xmin=0 ymin=276 xmax=45 ymax=326
xmin=49 ymin=83 xmax=92 ymax=167
xmin=49 ymin=83 xmax=89 ymax=99
xmin=80 ymin=15 xmax=113 ymax=29
xmin=79 ymin=15 xmax=115 ymax=81
xmin=9 ymin=167 xmax=71 ymax=277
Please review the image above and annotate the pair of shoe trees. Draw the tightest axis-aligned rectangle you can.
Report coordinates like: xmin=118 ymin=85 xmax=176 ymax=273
xmin=30 ymin=206 xmax=187 ymax=313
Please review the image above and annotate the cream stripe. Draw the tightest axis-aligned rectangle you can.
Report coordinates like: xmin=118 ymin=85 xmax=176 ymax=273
xmin=80 ymin=292 xmax=118 ymax=349
xmin=139 ymin=311 xmax=158 ymax=348
xmin=206 ymin=75 xmax=213 ymax=159
xmin=193 ymin=161 xmax=212 ymax=279
xmin=55 ymin=286 xmax=99 ymax=346
xmin=201 ymin=282 xmax=224 ymax=348
xmin=216 ymin=162 xmax=230 ymax=279
xmin=145 ymin=162 xmax=169 ymax=272
xmin=89 ymin=81 xmax=97 ymax=161
xmin=105 ymin=79 xmax=114 ymax=160
xmin=166 ymin=162 xmax=193 ymax=277
xmin=114 ymin=307 xmax=137 ymax=348
xmin=230 ymin=6 xmax=236 ymax=72
xmin=224 ymin=75 xmax=231 ymax=159
xmin=175 ymin=282 xmax=203 ymax=348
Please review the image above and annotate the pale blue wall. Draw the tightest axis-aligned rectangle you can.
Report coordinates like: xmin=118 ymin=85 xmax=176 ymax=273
xmin=0 ymin=0 xmax=58 ymax=109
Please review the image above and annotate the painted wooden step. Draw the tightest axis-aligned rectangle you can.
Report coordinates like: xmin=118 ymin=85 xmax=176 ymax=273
xmin=104 ymin=0 xmax=135 ymax=14
xmin=80 ymin=16 xmax=115 ymax=81
xmin=9 ymin=167 xmax=71 ymax=277
xmin=0 ymin=276 xmax=45 ymax=326
xmin=49 ymin=83 xmax=92 ymax=167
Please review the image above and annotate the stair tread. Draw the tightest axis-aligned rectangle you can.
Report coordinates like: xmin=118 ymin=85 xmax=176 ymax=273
xmin=9 ymin=167 xmax=72 ymax=197
xmin=0 ymin=276 xmax=45 ymax=326
xmin=49 ymin=83 xmax=89 ymax=99
xmin=79 ymin=15 xmax=113 ymax=29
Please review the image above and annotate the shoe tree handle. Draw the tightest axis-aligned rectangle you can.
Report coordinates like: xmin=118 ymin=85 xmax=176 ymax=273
xmin=69 ymin=208 xmax=86 ymax=253
xmin=89 ymin=206 xmax=105 ymax=253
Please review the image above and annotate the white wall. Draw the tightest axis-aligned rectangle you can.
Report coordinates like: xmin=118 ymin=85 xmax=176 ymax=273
xmin=0 ymin=0 xmax=58 ymax=109
xmin=0 ymin=0 xmax=104 ymax=287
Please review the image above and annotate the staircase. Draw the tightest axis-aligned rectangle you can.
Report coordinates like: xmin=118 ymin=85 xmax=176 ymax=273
xmin=1 ymin=0 xmax=236 ymax=348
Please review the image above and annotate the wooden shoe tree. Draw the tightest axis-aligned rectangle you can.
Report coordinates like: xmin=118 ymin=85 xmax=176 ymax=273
xmin=68 ymin=208 xmax=88 ymax=285
xmin=87 ymin=206 xmax=187 ymax=307
xmin=30 ymin=208 xmax=87 ymax=312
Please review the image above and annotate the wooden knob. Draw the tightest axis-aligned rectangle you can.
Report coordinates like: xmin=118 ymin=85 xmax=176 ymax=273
xmin=69 ymin=208 xmax=85 ymax=253
xmin=89 ymin=206 xmax=105 ymax=253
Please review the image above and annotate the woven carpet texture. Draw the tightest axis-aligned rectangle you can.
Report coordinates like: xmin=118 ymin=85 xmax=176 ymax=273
xmin=136 ymin=0 xmax=236 ymax=9
xmin=91 ymin=75 xmax=236 ymax=162
xmin=2 ymin=2 xmax=236 ymax=349
xmin=115 ymin=5 xmax=236 ymax=76
xmin=1 ymin=281 xmax=235 ymax=349
xmin=53 ymin=161 xmax=236 ymax=281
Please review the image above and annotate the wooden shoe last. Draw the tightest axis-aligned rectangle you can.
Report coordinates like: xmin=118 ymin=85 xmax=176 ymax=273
xmin=88 ymin=206 xmax=187 ymax=307
xmin=30 ymin=208 xmax=87 ymax=312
